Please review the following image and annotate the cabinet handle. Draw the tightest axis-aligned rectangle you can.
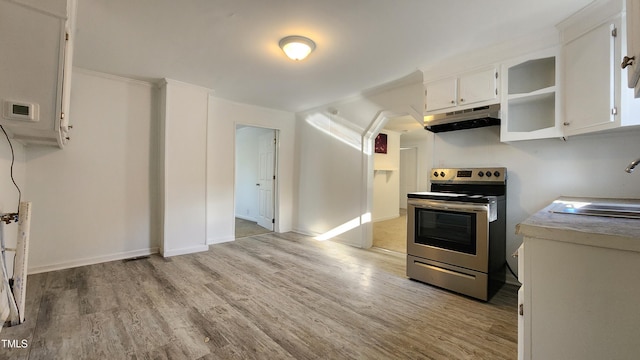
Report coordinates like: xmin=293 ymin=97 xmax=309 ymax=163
xmin=450 ymin=100 xmax=455 ymax=104
xmin=621 ymin=56 xmax=635 ymax=69
xmin=460 ymin=98 xmax=464 ymax=102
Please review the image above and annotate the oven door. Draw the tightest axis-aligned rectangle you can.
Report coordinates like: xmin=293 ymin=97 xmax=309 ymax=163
xmin=407 ymin=198 xmax=489 ymax=273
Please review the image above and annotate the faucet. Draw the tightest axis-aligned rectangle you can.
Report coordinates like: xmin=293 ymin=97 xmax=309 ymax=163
xmin=625 ymin=158 xmax=640 ymax=173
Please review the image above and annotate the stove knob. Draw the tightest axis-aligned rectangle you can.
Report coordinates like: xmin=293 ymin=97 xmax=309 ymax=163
xmin=493 ymin=171 xmax=500 ymax=177
xmin=478 ymin=171 xmax=484 ymax=177
xmin=440 ymin=171 xmax=445 ymax=177
xmin=433 ymin=171 xmax=439 ymax=177
xmin=486 ymin=171 xmax=492 ymax=177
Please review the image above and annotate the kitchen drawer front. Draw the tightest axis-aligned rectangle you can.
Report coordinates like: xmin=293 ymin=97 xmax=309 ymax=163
xmin=407 ymin=255 xmax=488 ymax=300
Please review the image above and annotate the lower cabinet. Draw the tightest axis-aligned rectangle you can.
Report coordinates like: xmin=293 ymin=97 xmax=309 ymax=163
xmin=517 ymin=243 xmax=525 ymax=360
xmin=518 ymin=236 xmax=640 ymax=360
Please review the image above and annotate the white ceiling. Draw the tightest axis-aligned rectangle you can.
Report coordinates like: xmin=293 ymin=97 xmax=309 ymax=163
xmin=73 ymin=0 xmax=593 ymax=113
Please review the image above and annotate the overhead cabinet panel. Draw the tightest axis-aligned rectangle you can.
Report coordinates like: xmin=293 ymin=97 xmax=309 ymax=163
xmin=0 ymin=2 xmax=62 ymax=129
xmin=500 ymin=47 xmax=562 ymax=142
xmin=0 ymin=0 xmax=75 ymax=148
xmin=625 ymin=0 xmax=640 ymax=96
xmin=563 ymin=21 xmax=617 ymax=133
xmin=12 ymin=0 xmax=67 ymax=17
xmin=559 ymin=0 xmax=640 ymax=137
xmin=424 ymin=67 xmax=498 ymax=114
xmin=425 ymin=78 xmax=457 ymax=112
xmin=458 ymin=68 xmax=498 ymax=106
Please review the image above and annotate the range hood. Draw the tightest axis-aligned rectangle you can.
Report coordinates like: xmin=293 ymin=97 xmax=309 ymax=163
xmin=424 ymin=104 xmax=500 ymax=133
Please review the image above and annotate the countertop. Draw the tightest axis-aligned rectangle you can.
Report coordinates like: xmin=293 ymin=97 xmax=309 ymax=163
xmin=516 ymin=196 xmax=640 ymax=253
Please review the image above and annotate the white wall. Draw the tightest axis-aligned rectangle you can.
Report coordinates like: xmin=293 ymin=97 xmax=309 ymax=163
xmin=399 ymin=147 xmax=418 ymax=209
xmin=18 ymin=72 xmax=295 ymax=271
xmin=0 ymin=134 xmax=25 ymax=278
xmin=373 ymin=130 xmax=400 ymax=222
xmin=235 ymin=126 xmax=273 ymax=221
xmin=207 ymin=97 xmax=296 ymax=244
xmin=409 ymin=126 xmax=640 ymax=273
xmin=414 ymin=27 xmax=640 ymax=273
xmin=295 ymin=75 xmax=424 ymax=247
xmin=25 ymin=69 xmax=157 ymax=273
xmin=159 ymin=79 xmax=209 ymax=257
xmin=295 ymin=111 xmax=365 ymax=244
xmin=401 ymin=132 xmax=433 ymax=194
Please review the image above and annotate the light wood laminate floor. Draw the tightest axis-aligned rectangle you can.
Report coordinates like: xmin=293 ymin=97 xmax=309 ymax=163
xmin=235 ymin=217 xmax=272 ymax=239
xmin=0 ymin=232 xmax=517 ymax=359
xmin=373 ymin=209 xmax=407 ymax=253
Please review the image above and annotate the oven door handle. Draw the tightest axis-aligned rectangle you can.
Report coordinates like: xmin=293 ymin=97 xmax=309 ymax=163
xmin=408 ymin=199 xmax=489 ymax=213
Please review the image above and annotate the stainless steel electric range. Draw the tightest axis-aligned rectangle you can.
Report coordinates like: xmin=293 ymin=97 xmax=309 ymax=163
xmin=406 ymin=167 xmax=507 ymax=301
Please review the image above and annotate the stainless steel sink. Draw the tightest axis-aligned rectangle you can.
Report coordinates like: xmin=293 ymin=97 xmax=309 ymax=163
xmin=549 ymin=199 xmax=640 ymax=219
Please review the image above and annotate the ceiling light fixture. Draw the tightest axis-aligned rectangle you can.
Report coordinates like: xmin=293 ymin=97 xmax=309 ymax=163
xmin=279 ymin=35 xmax=316 ymax=61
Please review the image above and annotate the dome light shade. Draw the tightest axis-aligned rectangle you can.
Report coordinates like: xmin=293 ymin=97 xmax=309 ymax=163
xmin=279 ymin=36 xmax=316 ymax=61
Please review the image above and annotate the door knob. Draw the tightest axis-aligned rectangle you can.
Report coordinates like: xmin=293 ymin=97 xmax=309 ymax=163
xmin=621 ymin=56 xmax=635 ymax=69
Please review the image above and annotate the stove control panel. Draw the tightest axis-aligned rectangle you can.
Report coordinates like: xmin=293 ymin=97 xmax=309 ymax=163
xmin=431 ymin=167 xmax=507 ymax=184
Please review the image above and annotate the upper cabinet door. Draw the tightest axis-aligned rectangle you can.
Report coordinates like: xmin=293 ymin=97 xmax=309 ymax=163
xmin=563 ymin=20 xmax=619 ymax=135
xmin=424 ymin=67 xmax=498 ymax=113
xmin=625 ymin=0 xmax=640 ymax=96
xmin=12 ymin=0 xmax=68 ymax=17
xmin=0 ymin=0 xmax=75 ymax=148
xmin=425 ymin=77 xmax=457 ymax=112
xmin=458 ymin=67 xmax=498 ymax=106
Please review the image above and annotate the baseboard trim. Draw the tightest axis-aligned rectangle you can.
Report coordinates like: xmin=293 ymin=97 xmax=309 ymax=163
xmin=162 ymin=244 xmax=209 ymax=257
xmin=28 ymin=247 xmax=159 ymax=275
xmin=235 ymin=214 xmax=257 ymax=222
xmin=207 ymin=237 xmax=235 ymax=245
xmin=291 ymin=228 xmax=317 ymax=238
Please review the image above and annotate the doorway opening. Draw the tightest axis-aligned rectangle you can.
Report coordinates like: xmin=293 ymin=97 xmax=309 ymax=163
xmin=369 ymin=114 xmax=423 ymax=253
xmin=234 ymin=125 xmax=278 ymax=239
xmin=372 ymin=143 xmax=417 ymax=254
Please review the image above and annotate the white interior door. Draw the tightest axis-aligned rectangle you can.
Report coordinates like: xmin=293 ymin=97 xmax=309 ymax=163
xmin=399 ymin=148 xmax=417 ymax=209
xmin=257 ymin=130 xmax=275 ymax=230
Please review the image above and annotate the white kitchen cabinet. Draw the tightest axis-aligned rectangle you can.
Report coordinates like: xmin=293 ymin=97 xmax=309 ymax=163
xmin=424 ymin=67 xmax=498 ymax=113
xmin=459 ymin=68 xmax=499 ymax=106
xmin=0 ymin=0 xmax=76 ymax=148
xmin=500 ymin=47 xmax=563 ymax=142
xmin=519 ymin=236 xmax=640 ymax=360
xmin=516 ymin=197 xmax=640 ymax=360
xmin=625 ymin=0 xmax=640 ymax=97
xmin=424 ymin=77 xmax=457 ymax=112
xmin=516 ymin=244 xmax=525 ymax=360
xmin=559 ymin=0 xmax=640 ymax=137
